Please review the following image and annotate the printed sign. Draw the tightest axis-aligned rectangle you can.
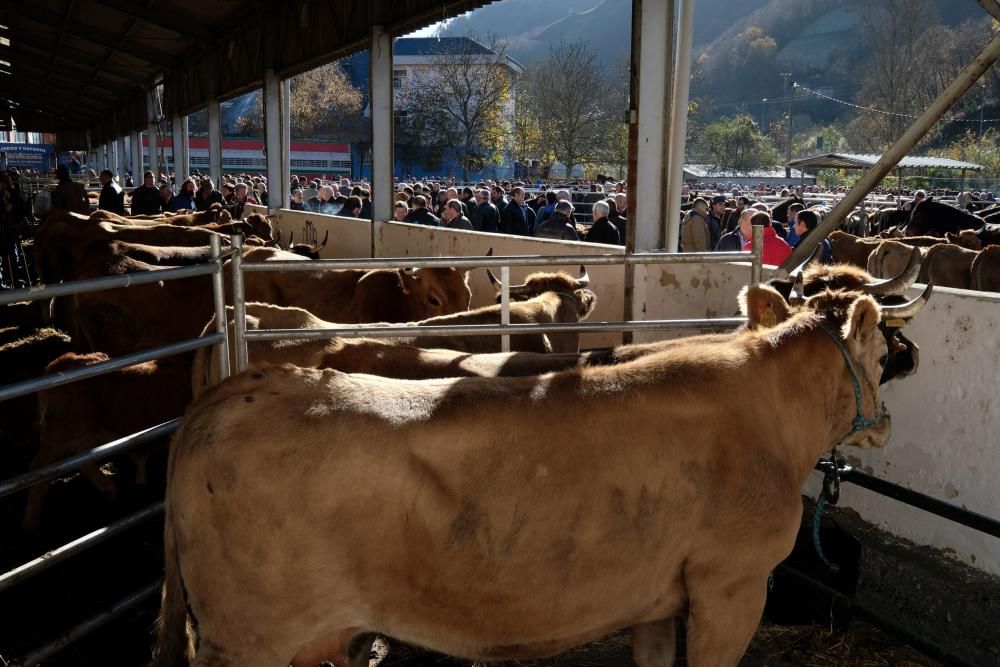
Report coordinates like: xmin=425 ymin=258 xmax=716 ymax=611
xmin=0 ymin=142 xmax=54 ymax=171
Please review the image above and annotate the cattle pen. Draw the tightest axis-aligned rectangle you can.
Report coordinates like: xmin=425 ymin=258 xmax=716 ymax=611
xmin=4 ymin=0 xmax=1000 ymax=665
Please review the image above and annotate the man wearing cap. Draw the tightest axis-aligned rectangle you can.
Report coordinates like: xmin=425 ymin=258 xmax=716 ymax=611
xmin=707 ymin=195 xmax=726 ymax=250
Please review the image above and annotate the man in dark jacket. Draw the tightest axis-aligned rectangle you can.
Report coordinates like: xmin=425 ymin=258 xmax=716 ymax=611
xmin=195 ymin=178 xmax=225 ymax=211
xmin=132 ymin=171 xmax=163 ymax=215
xmin=585 ymin=200 xmax=621 ymax=245
xmin=404 ymin=195 xmax=440 ymax=226
xmin=50 ymin=164 xmax=89 ymax=213
xmin=792 ymin=209 xmax=833 ymax=263
xmin=491 ymin=185 xmax=509 ymax=216
xmin=707 ymin=195 xmax=726 ymax=250
xmin=473 ymin=188 xmax=500 ymax=233
xmin=98 ymin=169 xmax=126 ymax=214
xmin=500 ymin=187 xmax=536 ymax=236
xmin=440 ymin=199 xmax=473 ymax=229
xmin=715 ymin=208 xmax=753 ymax=252
xmin=534 ymin=200 xmax=579 ymax=241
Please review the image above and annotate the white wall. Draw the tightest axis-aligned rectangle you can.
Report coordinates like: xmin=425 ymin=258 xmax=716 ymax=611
xmin=263 ymin=206 xmax=1000 ymax=577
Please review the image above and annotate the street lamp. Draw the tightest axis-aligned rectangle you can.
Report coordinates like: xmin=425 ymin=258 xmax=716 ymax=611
xmin=761 ymin=98 xmax=767 ymax=133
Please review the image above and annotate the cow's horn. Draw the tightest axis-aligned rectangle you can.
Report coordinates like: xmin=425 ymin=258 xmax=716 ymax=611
xmin=288 ymin=231 xmax=294 ymax=248
xmin=574 ymin=265 xmax=590 ymax=288
xmin=315 ymin=229 xmax=329 ymax=252
xmin=508 ymin=282 xmax=533 ymax=297
xmin=862 ymin=246 xmax=921 ymax=296
xmin=808 ymin=242 xmax=823 ymax=265
xmin=880 ymin=283 xmax=933 ymax=321
xmin=486 ymin=267 xmax=502 ymax=290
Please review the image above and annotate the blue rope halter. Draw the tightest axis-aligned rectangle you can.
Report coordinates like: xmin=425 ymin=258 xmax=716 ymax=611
xmin=818 ymin=324 xmax=885 ymax=438
xmin=811 ymin=324 xmax=886 ymax=571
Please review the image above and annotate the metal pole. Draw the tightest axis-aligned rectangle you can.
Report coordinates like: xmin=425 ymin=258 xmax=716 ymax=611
xmin=761 ymin=98 xmax=767 ymax=133
xmin=370 ymin=25 xmax=394 ymax=222
xmin=209 ymin=235 xmax=231 ymax=381
xmin=786 ymin=80 xmax=794 ymax=179
xmin=664 ymin=0 xmax=695 ymax=254
xmin=281 ymin=78 xmax=291 ymax=210
xmin=245 ymin=318 xmax=748 ymax=342
xmin=130 ymin=130 xmax=141 ymax=177
xmin=500 ymin=266 xmax=510 ymax=352
xmin=264 ymin=69 xmax=283 ymax=215
xmin=0 ymin=419 xmax=180 ymax=499
xmin=633 ymin=0 xmax=674 ymax=251
xmin=19 ymin=580 xmax=162 ymax=667
xmin=230 ymin=234 xmax=248 ymax=372
xmin=751 ymin=224 xmax=763 ymax=284
xmin=777 ymin=27 xmax=1000 ymax=274
xmin=172 ymin=114 xmax=189 ymax=184
xmin=0 ymin=503 xmax=164 ymax=593
xmin=147 ymin=88 xmax=159 ymax=181
xmin=208 ymin=98 xmax=223 ymax=187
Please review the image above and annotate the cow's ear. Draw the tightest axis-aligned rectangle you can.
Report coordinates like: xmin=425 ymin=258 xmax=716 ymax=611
xmin=843 ymin=295 xmax=881 ymax=343
xmin=740 ymin=284 xmax=791 ymax=329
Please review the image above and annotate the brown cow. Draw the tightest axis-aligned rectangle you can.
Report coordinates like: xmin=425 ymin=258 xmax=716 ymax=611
xmin=920 ymin=243 xmax=978 ymax=290
xmin=22 ymin=352 xmax=192 ymax=534
xmin=239 ymin=247 xmax=473 ymax=323
xmin=972 ymin=245 xmax=1000 ymax=292
xmin=156 ymin=285 xmax=904 ymax=667
xmin=866 ymin=240 xmax=927 ymax=281
xmin=191 ymin=303 xmax=607 ymax=398
xmin=829 ymin=231 xmax=882 ymax=268
xmin=90 ymin=206 xmax=230 ymax=227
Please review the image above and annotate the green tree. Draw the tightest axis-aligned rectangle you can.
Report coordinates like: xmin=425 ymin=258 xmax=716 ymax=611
xmin=700 ymin=114 xmax=780 ymax=175
xmin=235 ymin=62 xmax=365 ymax=140
xmin=527 ymin=40 xmax=618 ymax=178
xmin=397 ymin=34 xmax=515 ymax=181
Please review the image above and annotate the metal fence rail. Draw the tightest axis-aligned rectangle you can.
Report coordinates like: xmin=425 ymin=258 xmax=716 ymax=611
xmin=232 ymin=226 xmax=764 ymax=366
xmin=0 ymin=237 xmax=232 ymax=664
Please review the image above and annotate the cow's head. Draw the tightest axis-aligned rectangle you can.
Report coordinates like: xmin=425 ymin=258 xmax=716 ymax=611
xmin=244 ymin=214 xmax=274 ymax=242
xmin=770 ymin=247 xmax=931 ymax=384
xmin=742 ymin=284 xmax=892 ymax=449
xmin=206 ymin=203 xmax=233 ymax=224
xmin=398 ymin=267 xmax=473 ymax=318
xmin=282 ymin=229 xmax=328 ymax=259
xmin=486 ymin=265 xmax=597 ymax=319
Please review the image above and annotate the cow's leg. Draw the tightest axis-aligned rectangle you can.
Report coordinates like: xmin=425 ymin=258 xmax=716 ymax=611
xmin=631 ymin=618 xmax=676 ymax=667
xmin=684 ymin=575 xmax=766 ymax=666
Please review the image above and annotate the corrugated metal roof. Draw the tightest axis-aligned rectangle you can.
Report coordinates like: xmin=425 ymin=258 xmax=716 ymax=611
xmin=787 ymin=153 xmax=983 ymax=171
xmin=683 ymin=164 xmax=809 ymax=179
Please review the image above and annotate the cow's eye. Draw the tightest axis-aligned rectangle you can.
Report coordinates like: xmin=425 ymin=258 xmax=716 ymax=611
xmin=879 ymin=354 xmax=888 ymax=367
xmin=429 ymin=295 xmax=442 ymax=308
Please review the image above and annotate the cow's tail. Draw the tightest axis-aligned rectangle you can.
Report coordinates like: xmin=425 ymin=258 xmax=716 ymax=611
xmin=154 ymin=510 xmax=196 ymax=667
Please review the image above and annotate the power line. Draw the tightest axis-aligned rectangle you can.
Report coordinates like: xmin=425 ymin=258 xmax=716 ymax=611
xmin=795 ymin=83 xmax=1000 ymax=123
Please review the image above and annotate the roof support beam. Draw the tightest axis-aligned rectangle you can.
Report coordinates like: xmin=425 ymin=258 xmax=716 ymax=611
xmin=85 ymin=0 xmax=213 ymax=42
xmin=7 ymin=6 xmax=174 ymax=69
xmin=0 ymin=78 xmax=108 ymax=112
xmin=1 ymin=38 xmax=143 ymax=84
xmin=6 ymin=60 xmax=125 ymax=98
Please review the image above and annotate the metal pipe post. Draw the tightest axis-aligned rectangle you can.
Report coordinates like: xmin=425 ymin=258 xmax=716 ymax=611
xmin=129 ymin=129 xmax=141 ymax=176
xmin=281 ymin=78 xmax=292 ymax=209
xmin=209 ymin=235 xmax=231 ymax=381
xmin=116 ymin=135 xmax=127 ymax=183
xmin=207 ymin=98 xmax=223 ymax=188
xmin=751 ymin=224 xmax=763 ymax=285
xmin=0 ymin=419 xmax=180 ymax=499
xmin=777 ymin=28 xmax=1000 ymax=275
xmin=370 ymin=25 xmax=394 ymax=222
xmin=230 ymin=234 xmax=248 ymax=372
xmin=264 ymin=69 xmax=283 ymax=215
xmin=664 ymin=0 xmax=695 ymax=254
xmin=172 ymin=114 xmax=189 ymax=184
xmin=0 ymin=503 xmax=164 ymax=593
xmin=500 ymin=266 xmax=511 ymax=352
xmin=633 ymin=0 xmax=674 ymax=251
xmin=19 ymin=580 xmax=162 ymax=667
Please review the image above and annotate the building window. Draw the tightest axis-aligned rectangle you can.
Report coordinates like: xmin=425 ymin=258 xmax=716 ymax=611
xmin=393 ymin=69 xmax=407 ymax=89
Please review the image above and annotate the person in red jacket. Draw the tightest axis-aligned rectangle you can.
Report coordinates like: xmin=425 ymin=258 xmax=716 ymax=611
xmin=742 ymin=211 xmax=792 ymax=266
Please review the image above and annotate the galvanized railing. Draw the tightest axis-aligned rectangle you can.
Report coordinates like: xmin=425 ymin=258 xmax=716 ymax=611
xmin=228 ymin=226 xmax=764 ymax=370
xmin=0 ymin=236 xmax=231 ymax=667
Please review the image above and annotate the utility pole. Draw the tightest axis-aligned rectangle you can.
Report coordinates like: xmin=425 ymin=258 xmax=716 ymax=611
xmin=761 ymin=98 xmax=767 ymax=133
xmin=980 ymin=81 xmax=987 ymax=138
xmin=781 ymin=72 xmax=793 ymax=178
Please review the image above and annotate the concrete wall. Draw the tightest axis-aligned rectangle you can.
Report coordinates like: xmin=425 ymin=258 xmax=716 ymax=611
xmin=261 ymin=206 xmax=1000 ymax=577
xmin=805 ymin=284 xmax=1000 ymax=578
